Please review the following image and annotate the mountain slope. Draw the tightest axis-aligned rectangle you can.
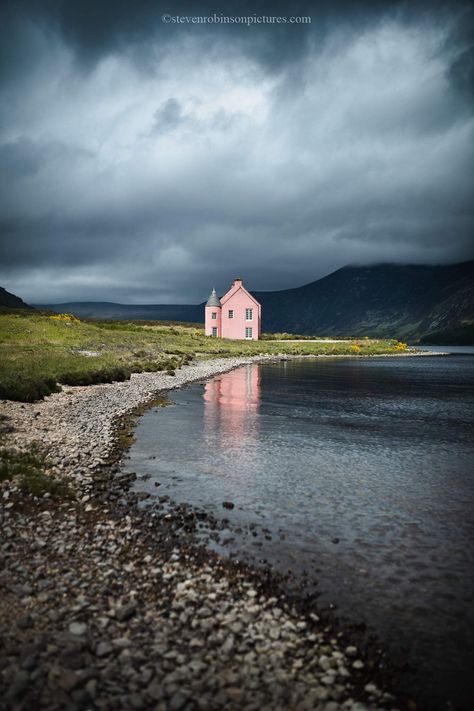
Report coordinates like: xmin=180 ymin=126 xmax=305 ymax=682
xmin=254 ymin=261 xmax=474 ymax=340
xmin=0 ymin=287 xmax=34 ymax=310
xmin=38 ymin=261 xmax=474 ymax=342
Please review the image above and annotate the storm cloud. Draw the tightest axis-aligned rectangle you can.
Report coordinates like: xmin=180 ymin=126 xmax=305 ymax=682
xmin=0 ymin=0 xmax=473 ymax=303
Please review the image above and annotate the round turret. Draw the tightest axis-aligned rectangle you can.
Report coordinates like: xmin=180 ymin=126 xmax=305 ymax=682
xmin=206 ymin=288 xmax=221 ymax=307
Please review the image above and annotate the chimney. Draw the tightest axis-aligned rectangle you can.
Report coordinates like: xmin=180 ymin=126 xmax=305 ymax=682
xmin=232 ymin=277 xmax=242 ymax=286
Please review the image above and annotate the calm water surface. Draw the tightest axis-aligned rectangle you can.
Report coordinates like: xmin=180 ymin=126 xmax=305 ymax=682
xmin=123 ymin=354 xmax=474 ymax=709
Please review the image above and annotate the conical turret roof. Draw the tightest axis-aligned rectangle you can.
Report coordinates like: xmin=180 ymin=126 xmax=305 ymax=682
xmin=206 ymin=288 xmax=221 ymax=307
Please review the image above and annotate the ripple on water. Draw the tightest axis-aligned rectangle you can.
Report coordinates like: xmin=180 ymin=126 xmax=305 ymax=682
xmin=124 ymin=355 xmax=474 ymax=710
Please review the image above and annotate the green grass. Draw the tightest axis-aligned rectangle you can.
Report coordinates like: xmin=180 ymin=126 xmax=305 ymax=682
xmin=0 ymin=310 xmax=409 ymax=402
xmin=0 ymin=445 xmax=74 ymax=498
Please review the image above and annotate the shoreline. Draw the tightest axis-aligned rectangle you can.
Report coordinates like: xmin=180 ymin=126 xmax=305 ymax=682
xmin=0 ymin=350 xmax=445 ymax=487
xmin=0 ymin=351 xmax=443 ymax=710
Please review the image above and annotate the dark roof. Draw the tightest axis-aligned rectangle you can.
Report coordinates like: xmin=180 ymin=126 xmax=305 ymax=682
xmin=206 ymin=288 xmax=221 ymax=307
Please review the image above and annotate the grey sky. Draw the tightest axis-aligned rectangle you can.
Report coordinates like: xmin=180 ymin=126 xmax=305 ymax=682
xmin=0 ymin=0 xmax=473 ymax=303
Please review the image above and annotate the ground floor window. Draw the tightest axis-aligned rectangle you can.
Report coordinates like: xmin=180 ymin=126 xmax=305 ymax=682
xmin=212 ymin=327 xmax=218 ymax=337
xmin=245 ymin=327 xmax=253 ymax=339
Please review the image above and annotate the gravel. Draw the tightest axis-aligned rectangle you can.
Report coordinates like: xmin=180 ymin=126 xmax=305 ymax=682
xmin=0 ymin=356 xmax=400 ymax=710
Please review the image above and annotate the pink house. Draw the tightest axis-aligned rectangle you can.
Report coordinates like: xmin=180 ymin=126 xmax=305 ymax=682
xmin=205 ymin=278 xmax=261 ymax=340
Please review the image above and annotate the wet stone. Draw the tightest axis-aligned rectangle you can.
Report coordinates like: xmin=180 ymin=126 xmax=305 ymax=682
xmin=116 ymin=602 xmax=137 ymax=622
xmin=169 ymin=691 xmax=188 ymax=710
xmin=58 ymin=670 xmax=82 ymax=692
xmin=69 ymin=622 xmax=87 ymax=636
xmin=16 ymin=614 xmax=33 ymax=630
xmin=96 ymin=641 xmax=113 ymax=658
xmin=147 ymin=681 xmax=164 ymax=701
xmin=6 ymin=671 xmax=30 ymax=699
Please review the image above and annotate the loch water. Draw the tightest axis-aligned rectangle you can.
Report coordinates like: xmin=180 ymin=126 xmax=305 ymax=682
xmin=122 ymin=353 xmax=474 ymax=709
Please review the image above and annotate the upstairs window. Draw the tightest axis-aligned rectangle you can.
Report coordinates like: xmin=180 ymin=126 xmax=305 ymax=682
xmin=245 ymin=327 xmax=253 ymax=339
xmin=245 ymin=308 xmax=253 ymax=321
xmin=211 ymin=312 xmax=217 ymax=320
xmin=228 ymin=310 xmax=234 ymax=319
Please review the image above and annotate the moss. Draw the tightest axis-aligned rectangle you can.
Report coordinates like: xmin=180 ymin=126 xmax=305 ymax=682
xmin=115 ymin=395 xmax=171 ymax=454
xmin=116 ymin=430 xmax=136 ymax=449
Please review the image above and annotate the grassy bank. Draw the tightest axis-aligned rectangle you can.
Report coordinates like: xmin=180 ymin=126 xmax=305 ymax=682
xmin=0 ymin=446 xmax=74 ymax=498
xmin=0 ymin=417 xmax=74 ymax=498
xmin=0 ymin=311 xmax=408 ymax=402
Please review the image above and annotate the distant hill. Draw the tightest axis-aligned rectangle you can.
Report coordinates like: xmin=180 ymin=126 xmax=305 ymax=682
xmin=0 ymin=287 xmax=34 ymax=311
xmin=35 ymin=301 xmax=202 ymax=323
xmin=37 ymin=260 xmax=474 ymax=342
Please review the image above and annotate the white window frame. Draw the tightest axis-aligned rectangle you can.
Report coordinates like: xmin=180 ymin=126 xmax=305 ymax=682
xmin=245 ymin=308 xmax=253 ymax=321
xmin=245 ymin=327 xmax=253 ymax=339
xmin=228 ymin=309 xmax=234 ymax=319
xmin=211 ymin=312 xmax=217 ymax=320
xmin=212 ymin=327 xmax=218 ymax=337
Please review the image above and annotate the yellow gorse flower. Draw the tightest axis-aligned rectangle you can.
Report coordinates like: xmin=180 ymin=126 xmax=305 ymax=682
xmin=49 ymin=313 xmax=81 ymax=323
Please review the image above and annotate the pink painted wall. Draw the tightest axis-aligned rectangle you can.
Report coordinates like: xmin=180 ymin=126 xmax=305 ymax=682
xmin=205 ymin=305 xmax=221 ymax=336
xmin=221 ymin=288 xmax=260 ymax=340
xmin=205 ymin=279 xmax=261 ymax=340
xmin=221 ymin=279 xmax=261 ymax=340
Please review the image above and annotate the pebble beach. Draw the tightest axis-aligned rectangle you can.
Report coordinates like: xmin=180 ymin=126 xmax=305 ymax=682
xmin=0 ymin=356 xmax=410 ymax=710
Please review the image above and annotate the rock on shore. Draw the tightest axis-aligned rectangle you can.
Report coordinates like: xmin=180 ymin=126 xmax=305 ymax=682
xmin=0 ymin=357 xmax=399 ymax=710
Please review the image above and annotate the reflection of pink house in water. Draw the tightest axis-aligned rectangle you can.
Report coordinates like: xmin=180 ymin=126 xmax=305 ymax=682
xmin=205 ymin=278 xmax=261 ymax=340
xmin=203 ymin=365 xmax=261 ymax=447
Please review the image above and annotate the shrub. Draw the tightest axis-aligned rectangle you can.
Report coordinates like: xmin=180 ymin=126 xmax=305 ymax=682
xmin=0 ymin=377 xmax=60 ymax=403
xmin=59 ymin=366 xmax=132 ymax=386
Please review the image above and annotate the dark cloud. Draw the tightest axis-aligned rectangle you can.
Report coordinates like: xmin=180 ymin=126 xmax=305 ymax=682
xmin=4 ymin=1 xmax=470 ymax=75
xmin=151 ymin=98 xmax=185 ymax=134
xmin=0 ymin=0 xmax=473 ymax=303
xmin=448 ymin=44 xmax=474 ymax=98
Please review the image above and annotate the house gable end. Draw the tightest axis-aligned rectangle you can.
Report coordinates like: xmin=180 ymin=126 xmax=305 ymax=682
xmin=221 ymin=284 xmax=260 ymax=308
